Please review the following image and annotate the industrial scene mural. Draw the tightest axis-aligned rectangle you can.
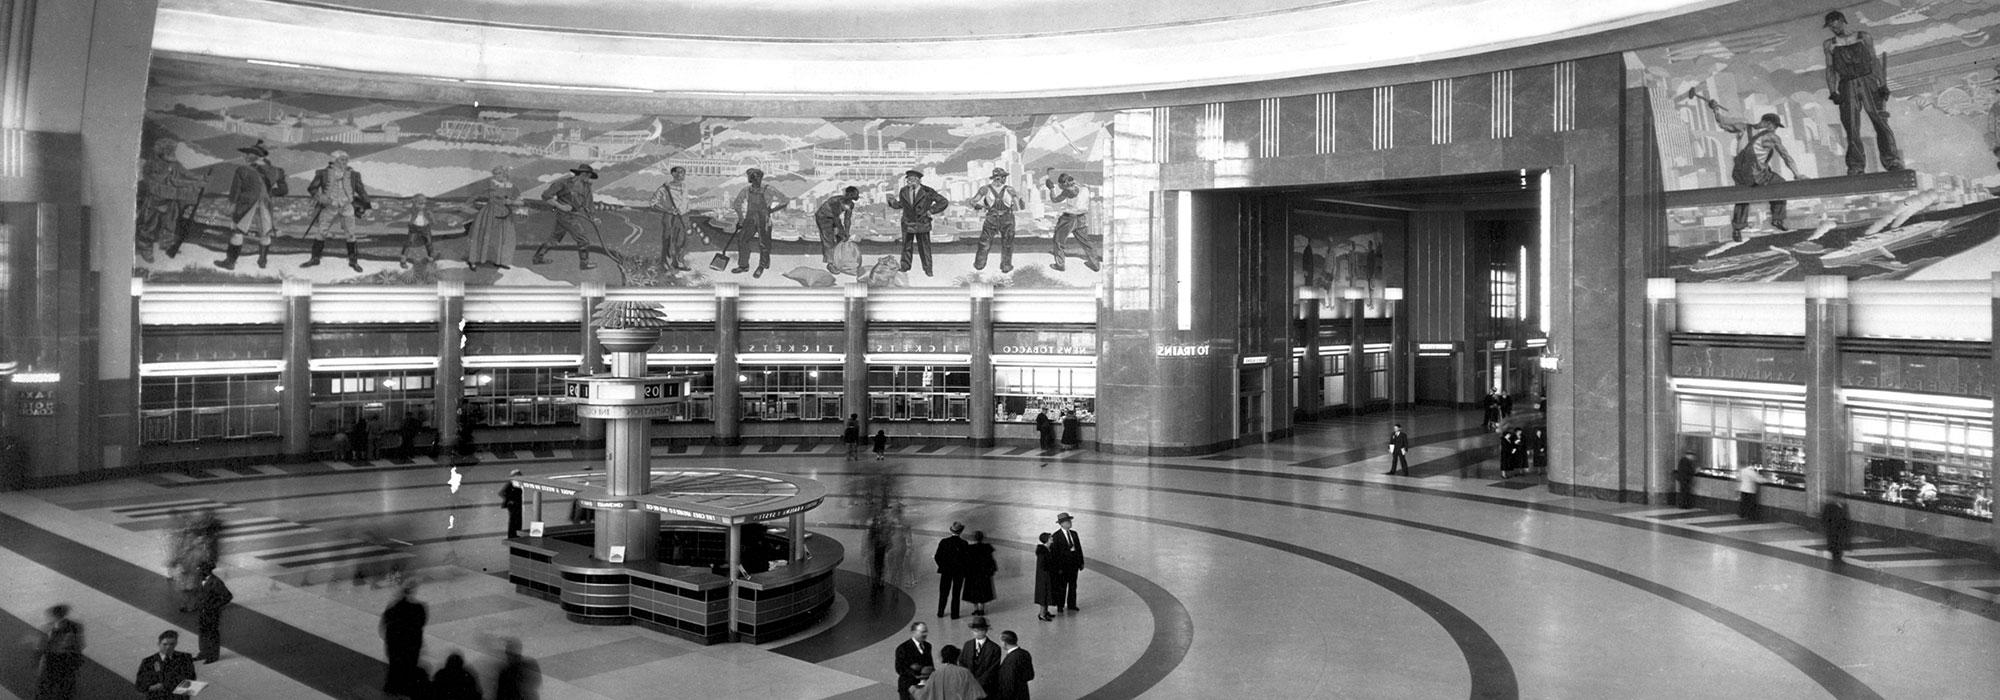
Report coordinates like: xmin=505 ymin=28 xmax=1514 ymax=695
xmin=1633 ymin=2 xmax=2000 ymax=282
xmin=135 ymin=76 xmax=1113 ymax=289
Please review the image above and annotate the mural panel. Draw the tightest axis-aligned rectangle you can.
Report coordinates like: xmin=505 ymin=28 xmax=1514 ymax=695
xmin=1292 ymin=211 xmax=1403 ymax=318
xmin=1632 ymin=2 xmax=2000 ymax=281
xmin=136 ymin=77 xmax=1112 ymax=289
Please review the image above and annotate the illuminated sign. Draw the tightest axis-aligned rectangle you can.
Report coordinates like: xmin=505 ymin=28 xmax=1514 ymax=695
xmin=995 ymin=329 xmax=1097 ymax=355
xmin=16 ymin=389 xmax=55 ymax=416
xmin=1155 ymin=343 xmax=1211 ymax=357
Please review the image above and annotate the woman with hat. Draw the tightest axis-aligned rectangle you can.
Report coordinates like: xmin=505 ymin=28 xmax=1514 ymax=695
xmin=961 ymin=530 xmax=997 ymax=616
xmin=466 ymin=165 xmax=522 ymax=270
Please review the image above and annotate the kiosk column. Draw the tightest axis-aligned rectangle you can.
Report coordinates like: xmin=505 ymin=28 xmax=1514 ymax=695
xmin=580 ymin=282 xmax=607 ymax=445
xmin=1644 ymin=279 xmax=1677 ymax=504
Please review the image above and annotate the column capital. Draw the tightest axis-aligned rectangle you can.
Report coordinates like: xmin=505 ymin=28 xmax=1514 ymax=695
xmin=1803 ymin=275 xmax=1849 ymax=300
xmin=968 ymin=282 xmax=994 ymax=299
xmin=437 ymin=279 xmax=465 ymax=298
xmin=581 ymin=281 xmax=607 ymax=297
xmin=715 ymin=282 xmax=741 ymax=299
xmin=281 ymin=278 xmax=313 ymax=298
xmin=1645 ymin=278 xmax=1676 ymax=301
xmin=843 ymin=282 xmax=868 ymax=298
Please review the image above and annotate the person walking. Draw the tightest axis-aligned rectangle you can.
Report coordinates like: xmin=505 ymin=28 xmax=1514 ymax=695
xmin=1736 ymin=463 xmax=1769 ymax=520
xmin=33 ymin=604 xmax=85 ymax=700
xmin=915 ymin=644 xmax=987 ymax=700
xmin=380 ymin=580 xmax=429 ymax=696
xmin=962 ymin=531 xmax=997 ymax=616
xmin=873 ymin=429 xmax=890 ymax=461
xmin=192 ymin=566 xmax=231 ymax=663
xmin=934 ymin=522 xmax=970 ymax=619
xmin=1059 ymin=411 xmax=1082 ymax=450
xmin=894 ymin=621 xmax=936 ymax=700
xmin=493 ymin=637 xmax=541 ymax=700
xmin=1674 ymin=450 xmax=1698 ymax=508
xmin=465 ymin=165 xmax=522 ymax=270
xmin=1821 ymin=501 xmax=1853 ymax=564
xmin=993 ymin=630 xmax=1035 ymax=700
xmin=842 ymin=414 xmax=862 ymax=460
xmin=500 ymin=470 xmax=525 ymax=537
xmin=1032 ymin=532 xmax=1055 ymax=622
xmin=961 ymin=616 xmax=1002 ymax=696
xmin=1048 ymin=512 xmax=1082 ymax=614
xmin=134 ymin=631 xmax=197 ymax=700
xmin=430 ymin=652 xmax=481 ymax=700
xmin=1386 ymin=423 xmax=1411 ymax=476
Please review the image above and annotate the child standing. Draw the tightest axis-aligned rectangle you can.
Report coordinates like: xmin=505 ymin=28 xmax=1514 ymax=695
xmin=871 ymin=429 xmax=888 ymax=461
xmin=398 ymin=194 xmax=438 ymax=268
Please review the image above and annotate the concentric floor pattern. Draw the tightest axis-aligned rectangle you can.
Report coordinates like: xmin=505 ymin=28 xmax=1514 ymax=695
xmin=2 ymin=407 xmax=1995 ymax=699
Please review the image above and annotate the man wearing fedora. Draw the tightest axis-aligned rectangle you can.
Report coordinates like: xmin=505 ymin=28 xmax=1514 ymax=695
xmin=970 ymin=167 xmax=1024 ymax=272
xmin=534 ymin=164 xmax=600 ymax=270
xmin=932 ymin=521 xmax=970 ymax=620
xmin=961 ymin=615 xmax=1003 ymax=696
xmin=216 ymin=140 xmax=287 ymax=270
xmin=887 ymin=169 xmax=950 ymax=277
xmin=301 ymin=150 xmax=372 ymax=272
xmin=728 ymin=167 xmax=790 ymax=277
xmin=1047 ymin=512 xmax=1083 ymax=614
xmin=1696 ymin=94 xmax=1802 ymax=244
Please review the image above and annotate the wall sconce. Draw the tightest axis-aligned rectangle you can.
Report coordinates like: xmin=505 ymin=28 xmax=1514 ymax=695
xmin=1385 ymin=287 xmax=1404 ymax=301
xmin=1538 ymin=355 xmax=1562 ymax=372
xmin=1341 ymin=288 xmax=1365 ymax=300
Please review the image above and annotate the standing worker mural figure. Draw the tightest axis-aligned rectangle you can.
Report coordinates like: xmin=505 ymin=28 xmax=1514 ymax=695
xmin=1041 ymin=170 xmax=1101 ymax=272
xmin=534 ymin=164 xmax=600 ymax=270
xmin=301 ymin=150 xmax=373 ymax=272
xmin=729 ymin=167 xmax=790 ymax=278
xmin=888 ymin=169 xmax=950 ymax=277
xmin=216 ymin=140 xmax=286 ymax=271
xmin=1824 ymin=10 xmax=1902 ymax=176
xmin=650 ymin=165 xmax=694 ymax=272
xmin=970 ymin=167 xmax=1024 ymax=272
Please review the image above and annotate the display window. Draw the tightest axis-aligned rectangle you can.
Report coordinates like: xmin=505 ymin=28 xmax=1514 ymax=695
xmin=738 ymin=365 xmax=843 ymax=421
xmin=1849 ymin=408 xmax=1993 ymax=521
xmin=1676 ymin=395 xmax=1806 ymax=489
xmin=1322 ymin=353 xmax=1347 ymax=408
xmin=1364 ymin=350 xmax=1388 ymax=401
xmin=312 ymin=370 xmax=439 ymax=435
xmin=648 ymin=365 xmax=713 ymax=422
xmin=140 ymin=375 xmax=281 ymax=443
xmin=460 ymin=367 xmax=573 ymax=428
xmin=995 ymin=365 xmax=1095 ymax=423
xmin=867 ymin=365 xmax=971 ymax=422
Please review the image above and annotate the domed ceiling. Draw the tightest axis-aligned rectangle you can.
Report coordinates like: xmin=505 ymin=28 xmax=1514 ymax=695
xmin=155 ymin=0 xmax=1732 ymax=98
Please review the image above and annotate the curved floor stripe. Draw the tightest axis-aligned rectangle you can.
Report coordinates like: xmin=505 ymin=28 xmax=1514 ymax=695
xmin=770 ymin=568 xmax=916 ymax=663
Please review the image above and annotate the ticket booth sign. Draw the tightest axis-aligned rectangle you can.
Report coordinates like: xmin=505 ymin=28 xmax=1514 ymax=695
xmin=16 ymin=389 xmax=55 ymax=416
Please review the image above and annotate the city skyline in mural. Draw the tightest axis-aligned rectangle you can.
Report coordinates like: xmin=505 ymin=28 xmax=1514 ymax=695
xmin=1632 ymin=1 xmax=2000 ymax=282
xmin=136 ymin=77 xmax=1113 ymax=289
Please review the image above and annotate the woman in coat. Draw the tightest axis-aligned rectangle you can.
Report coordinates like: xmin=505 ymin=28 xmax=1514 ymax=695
xmin=961 ymin=530 xmax=997 ymax=616
xmin=466 ymin=165 xmax=521 ymax=270
xmin=1033 ymin=532 xmax=1055 ymax=621
xmin=1059 ymin=411 xmax=1082 ymax=449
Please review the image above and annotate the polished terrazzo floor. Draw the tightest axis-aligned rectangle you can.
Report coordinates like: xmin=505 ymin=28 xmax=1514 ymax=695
xmin=3 ymin=407 xmax=1996 ymax=699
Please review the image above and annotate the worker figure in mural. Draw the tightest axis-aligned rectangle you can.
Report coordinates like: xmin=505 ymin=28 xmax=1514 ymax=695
xmin=970 ymin=167 xmax=1024 ymax=273
xmin=1694 ymin=92 xmax=1803 ymax=254
xmin=534 ymin=164 xmax=600 ymax=270
xmin=216 ymin=140 xmax=287 ymax=271
xmin=1824 ymin=10 xmax=1903 ymax=175
xmin=650 ymin=165 xmax=694 ymax=272
xmin=301 ymin=150 xmax=373 ymax=272
xmin=887 ymin=169 xmax=950 ymax=277
xmin=138 ymin=138 xmax=206 ymax=263
xmin=729 ymin=167 xmax=790 ymax=278
xmin=1042 ymin=170 xmax=1101 ymax=272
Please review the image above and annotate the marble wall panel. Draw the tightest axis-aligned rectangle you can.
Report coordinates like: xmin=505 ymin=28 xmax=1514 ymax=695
xmin=1441 ymin=139 xmax=1505 ymax=175
xmin=1167 ymin=104 xmax=1203 ymax=163
xmin=1335 ymin=88 xmax=1375 ymax=154
xmin=1224 ymin=99 xmax=1263 ymax=158
xmin=1451 ymin=73 xmax=1495 ymax=145
xmin=1383 ymin=144 xmax=1444 ymax=181
xmin=1393 ymin=80 xmax=1434 ymax=150
xmin=1512 ymin=63 xmax=1556 ymax=138
xmin=1278 ymin=93 xmax=1322 ymax=158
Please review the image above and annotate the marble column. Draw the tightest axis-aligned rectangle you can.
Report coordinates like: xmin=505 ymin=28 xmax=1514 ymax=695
xmin=1346 ymin=290 xmax=1365 ymax=412
xmin=1298 ymin=288 xmax=1321 ymax=419
xmin=1988 ymin=273 xmax=2000 ymax=556
xmin=713 ymin=284 xmax=740 ymax=445
xmin=281 ymin=278 xmax=313 ymax=459
xmin=1804 ymin=275 xmax=1849 ymax=517
xmin=1644 ymin=278 xmax=1677 ymax=504
xmin=844 ymin=284 xmax=868 ymax=433
xmin=434 ymin=280 xmax=464 ymax=455
xmin=578 ymin=283 xmax=606 ymax=445
xmin=970 ymin=283 xmax=994 ymax=446
xmin=1387 ymin=288 xmax=1406 ymax=408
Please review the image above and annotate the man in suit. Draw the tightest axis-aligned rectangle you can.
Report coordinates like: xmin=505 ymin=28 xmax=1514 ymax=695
xmin=934 ymin=521 xmax=969 ymax=619
xmin=500 ymin=470 xmax=525 ymax=537
xmin=1047 ymin=512 xmax=1082 ymax=613
xmin=193 ymin=566 xmax=231 ymax=663
xmin=994 ymin=630 xmax=1035 ymax=700
xmin=894 ymin=621 xmax=935 ymax=700
xmin=534 ymin=164 xmax=600 ymax=270
xmin=1386 ymin=424 xmax=1410 ymax=476
xmin=1674 ymin=450 xmax=1698 ymax=508
xmin=134 ymin=630 xmax=197 ymax=700
xmin=379 ymin=580 xmax=429 ymax=696
xmin=217 ymin=140 xmax=286 ymax=270
xmin=301 ymin=150 xmax=372 ymax=271
xmin=887 ymin=169 xmax=950 ymax=276
xmin=961 ymin=616 xmax=1002 ymax=696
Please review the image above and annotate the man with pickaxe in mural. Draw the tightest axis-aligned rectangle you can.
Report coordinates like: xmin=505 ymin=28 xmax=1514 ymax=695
xmin=534 ymin=164 xmax=601 ymax=270
xmin=1689 ymin=87 xmax=1803 ymax=254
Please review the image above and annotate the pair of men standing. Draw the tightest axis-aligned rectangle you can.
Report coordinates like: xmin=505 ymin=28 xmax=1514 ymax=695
xmin=216 ymin=145 xmax=374 ymax=272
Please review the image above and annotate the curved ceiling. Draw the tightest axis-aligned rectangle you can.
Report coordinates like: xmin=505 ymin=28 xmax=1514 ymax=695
xmin=155 ymin=0 xmax=1734 ymax=99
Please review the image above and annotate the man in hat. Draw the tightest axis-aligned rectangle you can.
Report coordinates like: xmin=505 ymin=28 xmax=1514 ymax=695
xmin=1824 ymin=10 xmax=1902 ymax=175
xmin=1698 ymin=95 xmax=1802 ymax=245
xmin=499 ymin=469 xmax=524 ymax=537
xmin=217 ymin=140 xmax=287 ymax=270
xmin=1047 ymin=512 xmax=1083 ymax=613
xmin=933 ymin=521 xmax=969 ymax=620
xmin=138 ymin=138 xmax=206 ymax=263
xmin=961 ymin=616 xmax=1003 ymax=696
xmin=815 ymin=185 xmax=861 ymax=270
xmin=1041 ymin=170 xmax=1101 ymax=272
xmin=302 ymin=150 xmax=373 ymax=272
xmin=534 ymin=164 xmax=600 ymax=270
xmin=649 ymin=165 xmax=694 ymax=271
xmin=728 ymin=167 xmax=790 ymax=277
xmin=969 ymin=167 xmax=1024 ymax=273
xmin=887 ymin=169 xmax=950 ymax=276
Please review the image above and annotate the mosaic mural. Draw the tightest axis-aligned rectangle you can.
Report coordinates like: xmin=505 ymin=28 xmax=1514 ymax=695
xmin=135 ymin=76 xmax=1112 ymax=289
xmin=1631 ymin=2 xmax=2000 ymax=282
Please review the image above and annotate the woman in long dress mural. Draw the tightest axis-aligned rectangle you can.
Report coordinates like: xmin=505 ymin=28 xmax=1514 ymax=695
xmin=466 ymin=165 xmax=521 ymax=270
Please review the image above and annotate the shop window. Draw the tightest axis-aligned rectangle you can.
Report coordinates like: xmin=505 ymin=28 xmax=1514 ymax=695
xmin=1489 ymin=267 xmax=1519 ymax=319
xmin=738 ymin=365 xmax=843 ymax=421
xmin=1322 ymin=354 xmax=1347 ymax=408
xmin=1364 ymin=351 xmax=1388 ymax=401
xmin=1849 ymin=408 xmax=1993 ymax=521
xmin=1676 ymin=395 xmax=1806 ymax=489
xmin=139 ymin=375 xmax=281 ymax=444
xmin=312 ymin=370 xmax=441 ymax=436
xmin=867 ymin=365 xmax=971 ymax=422
xmin=459 ymin=367 xmax=569 ymax=429
xmin=995 ymin=366 xmax=1096 ymax=423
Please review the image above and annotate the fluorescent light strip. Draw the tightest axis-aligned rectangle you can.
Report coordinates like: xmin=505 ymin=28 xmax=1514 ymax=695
xmin=1670 ymin=377 xmax=1806 ymax=400
xmin=1241 ymin=355 xmax=1269 ymax=365
xmin=10 ymin=372 xmax=61 ymax=384
xmin=308 ymin=357 xmax=439 ymax=371
xmin=865 ymin=354 xmax=973 ymax=365
xmin=990 ymin=355 xmax=1096 ymax=367
xmin=1176 ymin=193 xmax=1193 ymax=332
xmin=462 ymin=354 xmax=581 ymax=368
xmin=738 ymin=353 xmax=845 ymax=364
xmin=140 ymin=360 xmax=284 ymax=377
xmin=647 ymin=354 xmax=719 ymax=365
xmin=462 ymin=79 xmax=654 ymax=94
xmin=246 ymin=59 xmax=323 ymax=70
xmin=1840 ymin=388 xmax=1993 ymax=414
xmin=1538 ymin=169 xmax=1552 ymax=335
xmin=1362 ymin=343 xmax=1392 ymax=351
